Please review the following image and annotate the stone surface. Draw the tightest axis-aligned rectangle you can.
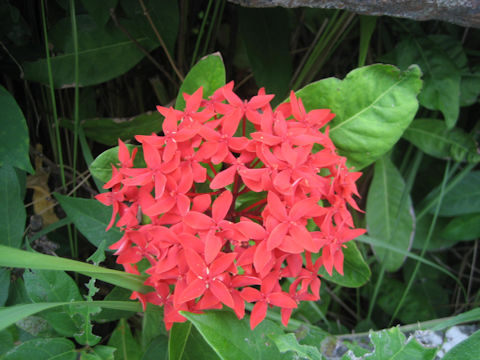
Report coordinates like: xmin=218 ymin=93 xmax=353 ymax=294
xmin=227 ymin=1 xmax=480 ymax=28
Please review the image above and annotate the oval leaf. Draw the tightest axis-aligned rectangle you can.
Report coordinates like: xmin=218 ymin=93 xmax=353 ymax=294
xmin=440 ymin=213 xmax=480 ymax=242
xmin=175 ymin=53 xmax=226 ymax=110
xmin=366 ymin=156 xmax=415 ymax=272
xmin=296 ymin=64 xmax=422 ymax=170
xmin=90 ymin=145 xmax=145 ymax=183
xmin=318 ymin=241 xmax=371 ymax=288
xmin=403 ymin=119 xmax=480 ymax=163
xmin=0 ymin=86 xmax=33 ymax=172
xmin=3 ymin=338 xmax=77 ymax=360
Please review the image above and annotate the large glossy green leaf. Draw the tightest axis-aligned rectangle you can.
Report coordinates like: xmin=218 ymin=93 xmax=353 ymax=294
xmin=168 ymin=321 xmax=191 ymax=360
xmin=431 ymin=171 xmax=480 ymax=217
xmin=440 ymin=213 xmax=480 ymax=242
xmin=0 ymin=301 xmax=140 ymax=332
xmin=3 ymin=338 xmax=77 ymax=360
xmin=344 ymin=327 xmax=437 ymax=360
xmin=0 ymin=245 xmax=148 ymax=292
xmin=141 ymin=336 xmax=168 ymax=360
xmin=238 ymin=7 xmax=292 ymax=100
xmin=296 ymin=64 xmax=422 ymax=170
xmin=0 ymin=86 xmax=33 ymax=172
xmin=443 ymin=329 xmax=480 ymax=360
xmin=366 ymin=156 xmax=415 ymax=272
xmin=175 ymin=53 xmax=226 ymax=111
xmin=318 ymin=241 xmax=371 ymax=287
xmin=90 ymin=145 xmax=145 ymax=183
xmin=24 ymin=269 xmax=82 ymax=303
xmin=182 ymin=326 xmax=220 ymax=360
xmin=108 ymin=318 xmax=141 ymax=360
xmin=55 ymin=193 xmax=122 ymax=248
xmin=0 ymin=165 xmax=26 ymax=248
xmin=384 ymin=36 xmax=461 ymax=128
xmin=23 ymin=15 xmax=158 ymax=88
xmin=183 ymin=311 xmax=290 ymax=360
xmin=403 ymin=119 xmax=480 ymax=163
xmin=61 ymin=112 xmax=163 ymax=146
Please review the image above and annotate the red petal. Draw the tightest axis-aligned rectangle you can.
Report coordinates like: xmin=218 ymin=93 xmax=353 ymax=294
xmin=205 ymin=232 xmax=223 ymax=264
xmin=142 ymin=142 xmax=162 ymax=169
xmin=235 ymin=221 xmax=266 ymax=240
xmin=210 ymin=166 xmax=236 ymax=189
xmin=210 ymin=252 xmax=237 ymax=276
xmin=253 ymin=241 xmax=272 ymax=274
xmin=183 ymin=247 xmax=207 ymax=277
xmin=176 ymin=194 xmax=191 ymax=216
xmin=212 ymin=190 xmax=232 ymax=222
xmin=179 ymin=278 xmax=206 ymax=304
xmin=210 ymin=280 xmax=235 ymax=308
xmin=267 ymin=192 xmax=287 ymax=221
xmin=268 ymin=292 xmax=297 ymax=308
xmin=184 ymin=211 xmax=214 ymax=230
xmin=267 ymin=223 xmax=289 ymax=251
xmin=250 ymin=301 xmax=267 ymax=329
xmin=290 ymin=224 xmax=317 ymax=252
xmin=240 ymin=287 xmax=262 ymax=303
xmin=192 ymin=194 xmax=211 ymax=212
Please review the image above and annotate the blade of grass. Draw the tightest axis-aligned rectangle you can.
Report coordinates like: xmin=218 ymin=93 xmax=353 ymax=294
xmin=27 ymin=217 xmax=72 ymax=243
xmin=358 ymin=15 xmax=377 ymax=67
xmin=201 ymin=0 xmax=221 ymax=60
xmin=0 ymin=301 xmax=141 ymax=332
xmin=0 ymin=245 xmax=149 ymax=292
xmin=190 ymin=0 xmax=213 ymax=68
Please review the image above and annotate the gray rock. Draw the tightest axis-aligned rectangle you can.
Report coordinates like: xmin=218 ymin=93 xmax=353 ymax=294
xmin=227 ymin=1 xmax=480 ymax=28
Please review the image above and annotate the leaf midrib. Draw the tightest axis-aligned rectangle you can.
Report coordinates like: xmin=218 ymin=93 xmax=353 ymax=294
xmin=406 ymin=127 xmax=470 ymax=151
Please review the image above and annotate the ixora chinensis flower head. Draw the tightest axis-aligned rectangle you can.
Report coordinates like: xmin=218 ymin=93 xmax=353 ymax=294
xmin=96 ymin=82 xmax=365 ymax=330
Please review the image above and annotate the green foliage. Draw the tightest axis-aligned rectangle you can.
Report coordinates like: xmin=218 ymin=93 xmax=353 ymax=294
xmin=366 ymin=156 xmax=414 ymax=272
xmin=2 ymin=337 xmax=77 ymax=360
xmin=296 ymin=64 xmax=422 ymax=170
xmin=108 ymin=318 xmax=142 ymax=360
xmin=442 ymin=329 xmax=480 ymax=360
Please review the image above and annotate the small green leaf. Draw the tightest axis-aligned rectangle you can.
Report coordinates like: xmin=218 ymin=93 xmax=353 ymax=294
xmin=80 ymin=345 xmax=116 ymax=360
xmin=460 ymin=67 xmax=480 ymax=107
xmin=318 ymin=241 xmax=371 ymax=287
xmin=0 ymin=245 xmax=148 ymax=292
xmin=108 ymin=318 xmax=141 ymax=360
xmin=24 ymin=269 xmax=82 ymax=303
xmin=443 ymin=329 xmax=480 ymax=360
xmin=269 ymin=333 xmax=322 ymax=360
xmin=0 ymin=165 xmax=26 ymax=248
xmin=347 ymin=327 xmax=437 ymax=360
xmin=366 ymin=156 xmax=415 ymax=271
xmin=141 ymin=336 xmax=168 ymax=360
xmin=238 ymin=7 xmax=292 ymax=100
xmin=23 ymin=15 xmax=158 ymax=88
xmin=3 ymin=338 xmax=77 ymax=360
xmin=296 ymin=64 xmax=422 ymax=170
xmin=175 ymin=53 xmax=226 ymax=110
xmin=168 ymin=321 xmax=191 ymax=360
xmin=90 ymin=145 xmax=145 ymax=183
xmin=61 ymin=112 xmax=163 ymax=146
xmin=141 ymin=305 xmax=165 ymax=350
xmin=0 ymin=86 xmax=33 ymax=173
xmin=55 ymin=193 xmax=122 ymax=248
xmin=403 ymin=119 xmax=480 ymax=163
xmin=183 ymin=310 xmax=291 ymax=360
xmin=0 ymin=329 xmax=14 ymax=356
xmin=440 ymin=213 xmax=480 ymax=241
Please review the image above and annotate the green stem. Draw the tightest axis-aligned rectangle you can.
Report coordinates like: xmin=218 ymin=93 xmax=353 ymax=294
xmin=190 ymin=0 xmax=213 ymax=67
xmin=40 ymin=0 xmax=66 ymax=189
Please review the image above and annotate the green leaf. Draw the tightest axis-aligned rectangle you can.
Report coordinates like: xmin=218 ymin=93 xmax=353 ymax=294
xmin=175 ymin=53 xmax=226 ymax=111
xmin=0 ymin=86 xmax=33 ymax=173
xmin=55 ymin=193 xmax=122 ymax=248
xmin=90 ymin=144 xmax=145 ymax=183
xmin=366 ymin=156 xmax=415 ymax=272
xmin=430 ymin=308 xmax=480 ymax=331
xmin=318 ymin=241 xmax=371 ymax=287
xmin=238 ymin=7 xmax=292 ymax=100
xmin=183 ymin=310 xmax=290 ymax=360
xmin=0 ymin=301 xmax=141 ymax=332
xmin=61 ymin=112 xmax=163 ymax=146
xmin=411 ymin=214 xmax=450 ymax=251
xmin=70 ymin=302 xmax=102 ymax=346
xmin=141 ymin=336 xmax=168 ymax=360
xmin=3 ymin=338 xmax=77 ymax=360
xmin=141 ymin=305 xmax=165 ymax=350
xmin=443 ymin=329 xmax=480 ymax=360
xmin=23 ymin=15 xmax=158 ymax=88
xmin=108 ymin=318 xmax=141 ymax=360
xmin=0 ymin=245 xmax=148 ymax=292
xmin=440 ymin=213 xmax=480 ymax=241
xmin=385 ymin=36 xmax=462 ymax=128
xmin=81 ymin=0 xmax=118 ymax=27
xmin=296 ymin=64 xmax=422 ymax=170
xmin=353 ymin=327 xmax=437 ymax=360
xmin=0 ymin=165 xmax=26 ymax=248
xmin=24 ymin=269 xmax=82 ymax=303
xmin=269 ymin=333 xmax=322 ymax=360
xmin=460 ymin=67 xmax=480 ymax=107
xmin=432 ymin=171 xmax=480 ymax=217
xmin=403 ymin=119 xmax=480 ymax=163
xmin=93 ymin=287 xmax=136 ymax=323
xmin=182 ymin=326 xmax=220 ymax=360
xmin=0 ymin=329 xmax=14 ymax=356
xmin=168 ymin=321 xmax=191 ymax=360
xmin=80 ymin=345 xmax=116 ymax=360
xmin=0 ymin=268 xmax=10 ymax=306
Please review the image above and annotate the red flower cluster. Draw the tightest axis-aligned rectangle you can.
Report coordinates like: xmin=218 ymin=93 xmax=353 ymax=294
xmin=96 ymin=83 xmax=365 ymax=330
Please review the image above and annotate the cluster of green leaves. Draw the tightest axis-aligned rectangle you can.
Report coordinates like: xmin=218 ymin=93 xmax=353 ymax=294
xmin=1 ymin=0 xmax=480 ymax=359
